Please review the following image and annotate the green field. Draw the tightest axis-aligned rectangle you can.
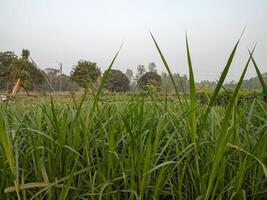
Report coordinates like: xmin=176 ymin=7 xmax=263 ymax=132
xmin=0 ymin=92 xmax=267 ymax=200
xmin=1 ymin=36 xmax=267 ymax=200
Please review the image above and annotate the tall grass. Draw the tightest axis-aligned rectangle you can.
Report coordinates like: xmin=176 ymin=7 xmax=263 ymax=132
xmin=0 ymin=36 xmax=267 ymax=199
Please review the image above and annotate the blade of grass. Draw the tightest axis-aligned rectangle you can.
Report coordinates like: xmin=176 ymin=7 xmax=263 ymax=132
xmin=185 ymin=34 xmax=200 ymax=185
xmin=95 ymin=43 xmax=123 ymax=100
xmin=186 ymin=34 xmax=197 ymax=145
xmin=58 ymin=159 xmax=78 ymax=200
xmin=150 ymin=32 xmax=184 ymax=108
xmin=0 ymin=118 xmax=15 ymax=177
xmin=200 ymin=29 xmax=245 ymax=131
xmin=205 ymin=49 xmax=253 ymax=200
xmin=227 ymin=143 xmax=267 ymax=179
xmin=250 ymin=52 xmax=267 ymax=92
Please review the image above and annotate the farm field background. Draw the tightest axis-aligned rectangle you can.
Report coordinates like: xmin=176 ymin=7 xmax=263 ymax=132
xmin=0 ymin=1 xmax=267 ymax=198
xmin=1 ymin=79 xmax=267 ymax=200
xmin=1 ymin=37 xmax=267 ymax=199
xmin=1 ymin=33 xmax=267 ymax=199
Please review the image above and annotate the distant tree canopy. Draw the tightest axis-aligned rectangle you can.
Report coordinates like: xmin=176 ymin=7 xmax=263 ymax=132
xmin=197 ymin=73 xmax=267 ymax=90
xmin=1 ymin=50 xmax=267 ymax=94
xmin=0 ymin=50 xmax=45 ymax=93
xmin=147 ymin=62 xmax=157 ymax=72
xmin=126 ymin=69 xmax=133 ymax=82
xmin=22 ymin=49 xmax=30 ymax=60
xmin=224 ymin=73 xmax=267 ymax=89
xmin=0 ymin=51 xmax=17 ymax=67
xmin=136 ymin=62 xmax=161 ymax=90
xmin=42 ymin=68 xmax=78 ymax=92
xmin=198 ymin=80 xmax=217 ymax=88
xmin=70 ymin=60 xmax=101 ymax=88
xmin=104 ymin=69 xmax=130 ymax=92
xmin=136 ymin=65 xmax=146 ymax=80
xmin=0 ymin=51 xmax=17 ymax=89
xmin=138 ymin=71 xmax=161 ymax=90
xmin=161 ymin=72 xmax=188 ymax=93
xmin=12 ymin=58 xmax=44 ymax=92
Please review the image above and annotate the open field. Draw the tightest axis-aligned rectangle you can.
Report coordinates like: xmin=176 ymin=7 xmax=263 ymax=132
xmin=1 ymin=34 xmax=267 ymax=200
xmin=0 ymin=91 xmax=267 ymax=200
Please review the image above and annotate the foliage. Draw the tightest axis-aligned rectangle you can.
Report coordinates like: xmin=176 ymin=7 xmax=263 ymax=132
xmin=137 ymin=71 xmax=161 ymax=90
xmin=135 ymin=65 xmax=146 ymax=80
xmin=0 ymin=50 xmax=45 ymax=93
xmin=197 ymin=88 xmax=259 ymax=105
xmin=202 ymin=73 xmax=267 ymax=90
xmin=0 ymin=78 xmax=3 ymax=90
xmin=0 ymin=51 xmax=17 ymax=90
xmin=0 ymin=35 xmax=267 ymax=200
xmin=10 ymin=57 xmax=45 ymax=92
xmin=224 ymin=73 xmax=267 ymax=89
xmin=147 ymin=62 xmax=157 ymax=72
xmin=250 ymin=53 xmax=267 ymax=94
xmin=21 ymin=49 xmax=30 ymax=60
xmin=104 ymin=69 xmax=130 ymax=92
xmin=42 ymin=68 xmax=79 ymax=92
xmin=70 ymin=60 xmax=101 ymax=88
xmin=0 ymin=91 xmax=266 ymax=199
xmin=161 ymin=72 xmax=188 ymax=93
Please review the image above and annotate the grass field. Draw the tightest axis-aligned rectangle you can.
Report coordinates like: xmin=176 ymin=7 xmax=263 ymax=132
xmin=0 ymin=35 xmax=267 ymax=199
xmin=0 ymin=92 xmax=267 ymax=200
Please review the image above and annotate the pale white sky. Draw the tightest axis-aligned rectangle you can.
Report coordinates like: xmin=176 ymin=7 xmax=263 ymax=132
xmin=0 ymin=0 xmax=266 ymax=81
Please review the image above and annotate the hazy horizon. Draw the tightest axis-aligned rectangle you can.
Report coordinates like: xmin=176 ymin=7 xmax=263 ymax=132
xmin=0 ymin=0 xmax=266 ymax=82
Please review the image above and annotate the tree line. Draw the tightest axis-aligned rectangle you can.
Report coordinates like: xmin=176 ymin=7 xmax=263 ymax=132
xmin=0 ymin=49 xmax=186 ymax=94
xmin=1 ymin=49 xmax=265 ymax=95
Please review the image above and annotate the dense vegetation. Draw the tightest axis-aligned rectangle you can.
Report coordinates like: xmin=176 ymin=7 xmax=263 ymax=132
xmin=0 ymin=33 xmax=267 ymax=199
xmin=1 ymin=50 xmax=267 ymax=95
xmin=0 ymin=93 xmax=267 ymax=200
xmin=103 ymin=69 xmax=130 ymax=92
xmin=0 ymin=50 xmax=44 ymax=94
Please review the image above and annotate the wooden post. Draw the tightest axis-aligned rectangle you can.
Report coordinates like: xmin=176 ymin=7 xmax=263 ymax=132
xmin=11 ymin=79 xmax=21 ymax=97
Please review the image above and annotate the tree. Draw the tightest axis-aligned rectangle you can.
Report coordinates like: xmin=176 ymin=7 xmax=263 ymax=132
xmin=198 ymin=80 xmax=217 ymax=88
xmin=224 ymin=73 xmax=267 ymax=89
xmin=161 ymin=73 xmax=188 ymax=93
xmin=0 ymin=51 xmax=17 ymax=66
xmin=22 ymin=49 xmax=30 ymax=60
xmin=70 ymin=60 xmax=101 ymax=88
xmin=42 ymin=68 xmax=78 ymax=91
xmin=136 ymin=65 xmax=146 ymax=80
xmin=0 ymin=50 xmax=44 ymax=93
xmin=0 ymin=51 xmax=17 ymax=90
xmin=137 ymin=71 xmax=161 ymax=90
xmin=104 ymin=69 xmax=130 ymax=92
xmin=126 ymin=69 xmax=133 ymax=82
xmin=10 ymin=56 xmax=45 ymax=93
xmin=148 ymin=62 xmax=157 ymax=72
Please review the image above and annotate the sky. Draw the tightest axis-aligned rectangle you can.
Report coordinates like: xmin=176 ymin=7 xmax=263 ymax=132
xmin=0 ymin=0 xmax=266 ymax=82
